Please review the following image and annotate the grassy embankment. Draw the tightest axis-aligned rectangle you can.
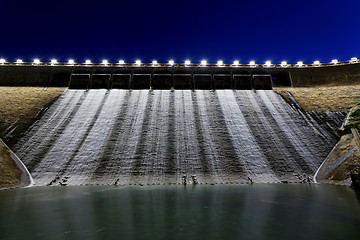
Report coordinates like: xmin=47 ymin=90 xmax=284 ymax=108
xmin=0 ymin=140 xmax=22 ymax=188
xmin=273 ymin=85 xmax=360 ymax=112
xmin=274 ymin=85 xmax=360 ymax=185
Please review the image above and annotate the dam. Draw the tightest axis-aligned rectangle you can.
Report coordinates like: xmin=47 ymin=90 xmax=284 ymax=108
xmin=0 ymin=59 xmax=358 ymax=186
xmin=1 ymin=59 xmax=360 ymax=239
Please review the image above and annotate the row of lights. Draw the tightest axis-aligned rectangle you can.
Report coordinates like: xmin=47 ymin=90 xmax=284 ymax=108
xmin=0 ymin=57 xmax=358 ymax=67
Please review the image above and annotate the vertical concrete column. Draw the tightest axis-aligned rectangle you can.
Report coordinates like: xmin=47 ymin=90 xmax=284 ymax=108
xmin=150 ymin=72 xmax=153 ymax=90
xmin=171 ymin=70 xmax=174 ymax=90
xmin=230 ymin=71 xmax=234 ymax=90
xmin=129 ymin=72 xmax=134 ymax=90
xmin=211 ymin=72 xmax=215 ymax=91
xmin=108 ymin=71 xmax=114 ymax=90
xmin=269 ymin=73 xmax=274 ymax=89
xmin=191 ymin=72 xmax=195 ymax=91
xmin=250 ymin=73 xmax=255 ymax=90
xmin=68 ymin=70 xmax=74 ymax=88
xmin=89 ymin=70 xmax=94 ymax=90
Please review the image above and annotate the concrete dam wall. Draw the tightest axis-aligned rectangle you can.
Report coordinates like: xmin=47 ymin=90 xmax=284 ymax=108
xmin=1 ymin=62 xmax=359 ymax=89
xmin=14 ymin=89 xmax=343 ymax=186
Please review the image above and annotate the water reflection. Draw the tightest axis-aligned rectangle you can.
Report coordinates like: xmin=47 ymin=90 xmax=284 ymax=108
xmin=0 ymin=184 xmax=360 ymax=240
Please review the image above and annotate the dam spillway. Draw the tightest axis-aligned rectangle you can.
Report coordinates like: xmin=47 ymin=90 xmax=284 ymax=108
xmin=14 ymin=89 xmax=341 ymax=186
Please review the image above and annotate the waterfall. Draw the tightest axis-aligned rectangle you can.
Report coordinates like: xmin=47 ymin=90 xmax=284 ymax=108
xmin=14 ymin=90 xmax=338 ymax=186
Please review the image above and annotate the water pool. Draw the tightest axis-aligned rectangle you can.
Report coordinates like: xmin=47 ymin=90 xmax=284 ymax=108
xmin=1 ymin=184 xmax=359 ymax=240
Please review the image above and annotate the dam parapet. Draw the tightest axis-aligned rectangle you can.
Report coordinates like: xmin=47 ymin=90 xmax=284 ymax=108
xmin=1 ymin=60 xmax=359 ymax=89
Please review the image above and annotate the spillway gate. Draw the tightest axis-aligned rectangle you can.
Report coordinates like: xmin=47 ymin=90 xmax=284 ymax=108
xmin=68 ymin=67 xmax=290 ymax=90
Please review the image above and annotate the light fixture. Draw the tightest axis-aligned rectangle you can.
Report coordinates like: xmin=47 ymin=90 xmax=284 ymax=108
xmin=233 ymin=60 xmax=239 ymax=66
xmin=33 ymin=59 xmax=40 ymax=64
xmin=297 ymin=61 xmax=304 ymax=67
xmin=351 ymin=57 xmax=358 ymax=62
xmin=102 ymin=60 xmax=109 ymax=65
xmin=16 ymin=59 xmax=23 ymax=64
xmin=85 ymin=59 xmax=92 ymax=64
xmin=313 ymin=60 xmax=320 ymax=65
xmin=185 ymin=60 xmax=191 ymax=65
xmin=168 ymin=60 xmax=174 ymax=65
xmin=331 ymin=59 xmax=338 ymax=64
xmin=152 ymin=60 xmax=158 ymax=65
xmin=0 ymin=58 xmax=5 ymax=64
xmin=281 ymin=61 xmax=287 ymax=67
xmin=68 ymin=59 xmax=75 ymax=64
xmin=265 ymin=61 xmax=272 ymax=67
xmin=249 ymin=61 xmax=256 ymax=67
xmin=201 ymin=60 xmax=207 ymax=66
xmin=51 ymin=59 xmax=58 ymax=65
xmin=119 ymin=60 xmax=125 ymax=64
xmin=217 ymin=60 xmax=223 ymax=66
xmin=135 ymin=60 xmax=141 ymax=65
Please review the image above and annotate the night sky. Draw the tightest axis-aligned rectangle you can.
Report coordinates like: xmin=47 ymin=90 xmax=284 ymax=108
xmin=1 ymin=0 xmax=359 ymax=64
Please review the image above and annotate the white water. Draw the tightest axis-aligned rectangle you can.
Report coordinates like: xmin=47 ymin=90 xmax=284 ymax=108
xmin=15 ymin=90 xmax=337 ymax=186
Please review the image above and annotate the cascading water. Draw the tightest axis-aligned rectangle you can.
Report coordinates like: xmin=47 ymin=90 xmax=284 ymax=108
xmin=14 ymin=90 xmax=339 ymax=186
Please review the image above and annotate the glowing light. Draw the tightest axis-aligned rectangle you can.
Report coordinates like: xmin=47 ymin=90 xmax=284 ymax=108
xmin=68 ymin=59 xmax=75 ymax=64
xmin=297 ymin=61 xmax=304 ymax=67
xmin=313 ymin=60 xmax=320 ymax=65
xmin=217 ymin=60 xmax=223 ymax=66
xmin=85 ymin=60 xmax=92 ymax=64
xmin=281 ymin=61 xmax=287 ymax=67
xmin=233 ymin=60 xmax=239 ymax=65
xmin=0 ymin=58 xmax=5 ymax=64
xmin=102 ymin=60 xmax=109 ymax=65
xmin=351 ymin=57 xmax=358 ymax=62
xmin=51 ymin=59 xmax=58 ymax=64
xmin=265 ymin=61 xmax=271 ymax=67
xmin=185 ymin=60 xmax=191 ymax=65
xmin=16 ymin=59 xmax=23 ymax=64
xmin=135 ymin=60 xmax=141 ymax=65
xmin=119 ymin=60 xmax=125 ymax=64
xmin=168 ymin=60 xmax=174 ymax=65
xmin=200 ymin=60 xmax=207 ymax=66
xmin=249 ymin=61 xmax=256 ymax=66
xmin=331 ymin=59 xmax=338 ymax=64
xmin=33 ymin=59 xmax=40 ymax=64
xmin=152 ymin=60 xmax=158 ymax=65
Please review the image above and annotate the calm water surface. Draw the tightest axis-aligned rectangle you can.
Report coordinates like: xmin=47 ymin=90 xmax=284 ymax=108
xmin=0 ymin=184 xmax=360 ymax=240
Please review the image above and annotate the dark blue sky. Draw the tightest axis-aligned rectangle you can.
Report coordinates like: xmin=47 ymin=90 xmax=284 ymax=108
xmin=1 ymin=0 xmax=359 ymax=64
